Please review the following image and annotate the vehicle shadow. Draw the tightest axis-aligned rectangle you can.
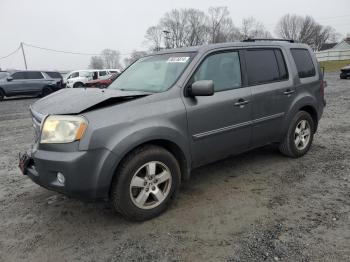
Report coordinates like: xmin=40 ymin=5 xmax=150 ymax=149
xmin=27 ymin=144 xmax=285 ymax=224
xmin=3 ymin=96 xmax=38 ymax=101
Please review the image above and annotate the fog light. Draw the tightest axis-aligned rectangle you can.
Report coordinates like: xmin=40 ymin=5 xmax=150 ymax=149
xmin=57 ymin=172 xmax=65 ymax=185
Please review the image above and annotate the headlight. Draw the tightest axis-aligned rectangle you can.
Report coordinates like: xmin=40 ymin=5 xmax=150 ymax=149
xmin=40 ymin=115 xmax=88 ymax=144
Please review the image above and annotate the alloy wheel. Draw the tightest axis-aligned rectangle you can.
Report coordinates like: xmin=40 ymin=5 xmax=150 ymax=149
xmin=129 ymin=161 xmax=172 ymax=210
xmin=294 ymin=119 xmax=311 ymax=150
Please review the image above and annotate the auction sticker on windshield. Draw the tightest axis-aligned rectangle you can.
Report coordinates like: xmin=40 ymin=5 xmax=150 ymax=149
xmin=167 ymin=57 xmax=190 ymax=63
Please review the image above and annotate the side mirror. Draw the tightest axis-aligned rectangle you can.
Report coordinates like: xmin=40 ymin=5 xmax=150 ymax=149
xmin=188 ymin=80 xmax=214 ymax=96
xmin=7 ymin=77 xmax=13 ymax=81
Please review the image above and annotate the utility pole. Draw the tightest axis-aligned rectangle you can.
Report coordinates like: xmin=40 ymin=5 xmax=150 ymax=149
xmin=20 ymin=42 xmax=28 ymax=70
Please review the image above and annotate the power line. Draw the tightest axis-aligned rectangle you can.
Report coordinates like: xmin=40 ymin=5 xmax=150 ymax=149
xmin=0 ymin=46 xmax=21 ymax=60
xmin=23 ymin=42 xmax=101 ymax=56
xmin=23 ymin=42 xmax=134 ymax=56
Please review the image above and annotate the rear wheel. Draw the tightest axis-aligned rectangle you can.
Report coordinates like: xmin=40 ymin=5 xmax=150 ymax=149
xmin=111 ymin=145 xmax=181 ymax=221
xmin=279 ymin=111 xmax=315 ymax=158
xmin=0 ymin=89 xmax=4 ymax=101
xmin=41 ymin=87 xmax=52 ymax=97
xmin=73 ymin=82 xmax=83 ymax=88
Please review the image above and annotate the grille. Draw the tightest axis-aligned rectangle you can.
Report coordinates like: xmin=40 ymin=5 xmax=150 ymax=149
xmin=30 ymin=107 xmax=45 ymax=141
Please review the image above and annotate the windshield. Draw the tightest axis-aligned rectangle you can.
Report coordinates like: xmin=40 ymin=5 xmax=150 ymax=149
xmin=108 ymin=53 xmax=194 ymax=92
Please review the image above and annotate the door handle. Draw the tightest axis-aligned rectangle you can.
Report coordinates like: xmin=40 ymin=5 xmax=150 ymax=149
xmin=283 ymin=89 xmax=295 ymax=95
xmin=234 ymin=99 xmax=249 ymax=107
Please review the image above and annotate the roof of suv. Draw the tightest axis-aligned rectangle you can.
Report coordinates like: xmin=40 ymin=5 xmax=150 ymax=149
xmin=154 ymin=40 xmax=310 ymax=55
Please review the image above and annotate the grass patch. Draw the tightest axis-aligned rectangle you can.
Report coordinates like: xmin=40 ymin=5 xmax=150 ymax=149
xmin=319 ymin=60 xmax=350 ymax=72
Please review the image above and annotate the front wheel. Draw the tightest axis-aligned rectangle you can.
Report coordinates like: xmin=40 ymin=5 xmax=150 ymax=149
xmin=111 ymin=145 xmax=181 ymax=221
xmin=279 ymin=111 xmax=315 ymax=158
xmin=0 ymin=90 xmax=4 ymax=101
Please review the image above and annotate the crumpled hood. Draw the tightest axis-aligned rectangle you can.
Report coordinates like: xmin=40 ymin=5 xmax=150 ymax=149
xmin=31 ymin=88 xmax=151 ymax=115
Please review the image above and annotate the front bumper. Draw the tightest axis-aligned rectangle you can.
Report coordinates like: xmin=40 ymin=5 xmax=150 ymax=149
xmin=19 ymin=146 xmax=117 ymax=201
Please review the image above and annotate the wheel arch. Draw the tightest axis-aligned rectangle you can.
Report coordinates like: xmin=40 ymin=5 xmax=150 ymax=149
xmin=282 ymin=95 xmax=319 ymax=138
xmin=107 ymin=138 xmax=190 ymax=199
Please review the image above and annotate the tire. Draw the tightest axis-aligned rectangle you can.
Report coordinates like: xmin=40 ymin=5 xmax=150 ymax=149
xmin=41 ymin=87 xmax=52 ymax=97
xmin=0 ymin=89 xmax=4 ymax=101
xmin=73 ymin=82 xmax=83 ymax=88
xmin=279 ymin=111 xmax=315 ymax=158
xmin=111 ymin=145 xmax=181 ymax=221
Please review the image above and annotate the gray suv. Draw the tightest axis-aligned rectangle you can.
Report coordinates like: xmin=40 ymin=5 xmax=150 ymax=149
xmin=19 ymin=40 xmax=326 ymax=221
xmin=0 ymin=71 xmax=61 ymax=100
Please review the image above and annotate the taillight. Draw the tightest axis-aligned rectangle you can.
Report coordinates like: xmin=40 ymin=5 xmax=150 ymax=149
xmin=320 ymin=80 xmax=325 ymax=99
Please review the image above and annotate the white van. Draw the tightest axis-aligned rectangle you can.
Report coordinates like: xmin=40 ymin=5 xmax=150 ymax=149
xmin=65 ymin=69 xmax=120 ymax=88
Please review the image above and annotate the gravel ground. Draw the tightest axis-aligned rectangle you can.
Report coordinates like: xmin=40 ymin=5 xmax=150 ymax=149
xmin=0 ymin=73 xmax=349 ymax=262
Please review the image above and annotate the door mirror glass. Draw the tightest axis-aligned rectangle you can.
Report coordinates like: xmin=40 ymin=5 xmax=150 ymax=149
xmin=189 ymin=80 xmax=214 ymax=96
xmin=7 ymin=76 xmax=13 ymax=81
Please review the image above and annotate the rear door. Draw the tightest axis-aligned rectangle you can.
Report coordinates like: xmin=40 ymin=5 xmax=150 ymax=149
xmin=24 ymin=71 xmax=46 ymax=93
xmin=244 ymin=48 xmax=294 ymax=146
xmin=183 ymin=50 xmax=253 ymax=167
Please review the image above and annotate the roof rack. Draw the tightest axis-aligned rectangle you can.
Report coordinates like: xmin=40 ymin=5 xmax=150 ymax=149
xmin=242 ymin=38 xmax=295 ymax=43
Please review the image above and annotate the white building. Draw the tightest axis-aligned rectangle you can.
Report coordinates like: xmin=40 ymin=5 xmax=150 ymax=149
xmin=315 ymin=38 xmax=350 ymax=61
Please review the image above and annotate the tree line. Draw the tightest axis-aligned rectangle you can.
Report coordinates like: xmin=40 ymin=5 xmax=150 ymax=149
xmin=89 ymin=6 xmax=341 ymax=69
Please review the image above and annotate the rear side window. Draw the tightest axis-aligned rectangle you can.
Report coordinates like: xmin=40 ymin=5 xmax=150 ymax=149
xmin=291 ymin=49 xmax=316 ymax=78
xmin=26 ymin=72 xmax=44 ymax=79
xmin=193 ymin=51 xmax=242 ymax=92
xmin=45 ymin=72 xmax=62 ymax=78
xmin=245 ymin=49 xmax=281 ymax=85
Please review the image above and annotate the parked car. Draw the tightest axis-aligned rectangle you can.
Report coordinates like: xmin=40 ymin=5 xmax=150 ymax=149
xmin=45 ymin=71 xmax=63 ymax=88
xmin=65 ymin=69 xmax=119 ymax=88
xmin=340 ymin=65 xmax=350 ymax=79
xmin=20 ymin=39 xmax=326 ymax=221
xmin=84 ymin=73 xmax=118 ymax=88
xmin=0 ymin=70 xmax=62 ymax=101
xmin=65 ymin=70 xmax=93 ymax=88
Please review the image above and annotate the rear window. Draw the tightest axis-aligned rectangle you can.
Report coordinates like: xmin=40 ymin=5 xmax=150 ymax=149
xmin=245 ymin=49 xmax=281 ymax=85
xmin=290 ymin=49 xmax=316 ymax=78
xmin=45 ymin=72 xmax=62 ymax=78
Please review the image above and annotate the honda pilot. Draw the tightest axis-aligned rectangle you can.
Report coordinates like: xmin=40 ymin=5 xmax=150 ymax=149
xmin=19 ymin=39 xmax=326 ymax=221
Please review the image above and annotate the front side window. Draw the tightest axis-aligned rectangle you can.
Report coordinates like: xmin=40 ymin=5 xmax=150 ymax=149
xmin=68 ymin=72 xmax=79 ymax=79
xmin=11 ymin=72 xmax=25 ymax=80
xmin=193 ymin=51 xmax=242 ymax=92
xmin=99 ymin=71 xmax=107 ymax=76
xmin=108 ymin=53 xmax=194 ymax=92
xmin=79 ymin=71 xmax=92 ymax=78
xmin=291 ymin=49 xmax=316 ymax=78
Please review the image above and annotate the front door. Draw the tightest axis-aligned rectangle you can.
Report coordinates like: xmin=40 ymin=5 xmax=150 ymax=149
xmin=182 ymin=50 xmax=253 ymax=167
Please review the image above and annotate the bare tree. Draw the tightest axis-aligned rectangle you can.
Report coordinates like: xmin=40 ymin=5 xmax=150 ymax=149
xmin=275 ymin=14 xmax=340 ymax=50
xmin=240 ymin=17 xmax=272 ymax=39
xmin=145 ymin=26 xmax=163 ymax=51
xmin=207 ymin=7 xmax=240 ymax=43
xmin=123 ymin=50 xmax=148 ymax=67
xmin=101 ymin=49 xmax=121 ymax=69
xmin=89 ymin=56 xmax=104 ymax=69
xmin=160 ymin=9 xmax=190 ymax=48
xmin=184 ymin=8 xmax=208 ymax=46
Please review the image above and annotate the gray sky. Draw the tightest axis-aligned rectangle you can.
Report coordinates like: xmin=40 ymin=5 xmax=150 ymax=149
xmin=1 ymin=0 xmax=349 ymax=71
